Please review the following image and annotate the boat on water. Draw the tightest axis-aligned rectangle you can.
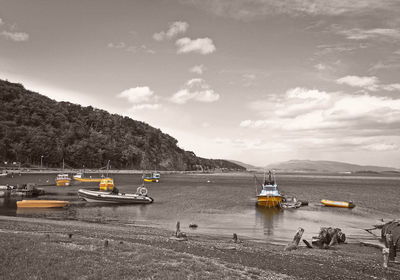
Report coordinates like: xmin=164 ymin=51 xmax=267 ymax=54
xmin=56 ymin=173 xmax=71 ymax=186
xmin=17 ymin=200 xmax=69 ymax=208
xmin=257 ymin=171 xmax=283 ymax=208
xmin=143 ymin=172 xmax=160 ymax=183
xmin=73 ymin=172 xmax=103 ymax=183
xmin=77 ymin=188 xmax=153 ymax=204
xmin=99 ymin=178 xmax=114 ymax=191
xmin=321 ymin=199 xmax=355 ymax=208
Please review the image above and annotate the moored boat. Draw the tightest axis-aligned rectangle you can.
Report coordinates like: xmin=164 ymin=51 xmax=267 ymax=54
xmin=77 ymin=188 xmax=153 ymax=204
xmin=257 ymin=171 xmax=282 ymax=208
xmin=143 ymin=172 xmax=160 ymax=183
xmin=99 ymin=178 xmax=114 ymax=191
xmin=56 ymin=174 xmax=71 ymax=186
xmin=321 ymin=199 xmax=355 ymax=208
xmin=17 ymin=200 xmax=69 ymax=208
xmin=73 ymin=172 xmax=104 ymax=182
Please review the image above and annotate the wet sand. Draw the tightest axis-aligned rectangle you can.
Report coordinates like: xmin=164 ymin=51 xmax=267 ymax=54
xmin=1 ymin=215 xmax=399 ymax=279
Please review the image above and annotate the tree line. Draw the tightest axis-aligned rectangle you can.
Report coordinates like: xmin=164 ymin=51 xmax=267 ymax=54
xmin=0 ymin=79 xmax=244 ymax=171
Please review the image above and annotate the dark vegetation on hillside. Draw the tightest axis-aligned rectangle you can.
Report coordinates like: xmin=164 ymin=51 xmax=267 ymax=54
xmin=0 ymin=79 xmax=244 ymax=171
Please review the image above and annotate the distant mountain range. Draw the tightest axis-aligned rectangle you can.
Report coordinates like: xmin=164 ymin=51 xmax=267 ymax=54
xmin=231 ymin=159 xmax=399 ymax=173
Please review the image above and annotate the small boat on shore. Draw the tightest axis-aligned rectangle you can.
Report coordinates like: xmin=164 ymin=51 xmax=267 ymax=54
xmin=17 ymin=200 xmax=69 ymax=208
xmin=321 ymin=199 xmax=355 ymax=208
xmin=257 ymin=171 xmax=282 ymax=208
xmin=77 ymin=188 xmax=153 ymax=204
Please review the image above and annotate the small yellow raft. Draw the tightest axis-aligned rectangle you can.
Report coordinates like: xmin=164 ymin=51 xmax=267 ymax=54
xmin=17 ymin=200 xmax=69 ymax=208
xmin=321 ymin=199 xmax=355 ymax=208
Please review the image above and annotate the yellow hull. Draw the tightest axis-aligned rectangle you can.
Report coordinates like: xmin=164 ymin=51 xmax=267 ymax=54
xmin=257 ymin=196 xmax=282 ymax=208
xmin=74 ymin=177 xmax=103 ymax=182
xmin=321 ymin=199 xmax=355 ymax=208
xmin=56 ymin=179 xmax=71 ymax=186
xmin=144 ymin=178 xmax=159 ymax=183
xmin=17 ymin=200 xmax=69 ymax=208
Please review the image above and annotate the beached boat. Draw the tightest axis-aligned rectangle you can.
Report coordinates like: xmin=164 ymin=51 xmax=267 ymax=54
xmin=321 ymin=199 xmax=355 ymax=208
xmin=257 ymin=171 xmax=282 ymax=208
xmin=73 ymin=172 xmax=103 ymax=182
xmin=56 ymin=173 xmax=71 ymax=186
xmin=143 ymin=172 xmax=160 ymax=183
xmin=17 ymin=200 xmax=69 ymax=208
xmin=77 ymin=188 xmax=153 ymax=204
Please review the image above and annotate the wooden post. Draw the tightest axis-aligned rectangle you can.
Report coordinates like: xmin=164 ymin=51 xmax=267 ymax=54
xmin=233 ymin=233 xmax=238 ymax=243
xmin=284 ymin=227 xmax=304 ymax=251
xmin=383 ymin=248 xmax=389 ymax=268
xmin=176 ymin=221 xmax=180 ymax=237
xmin=386 ymin=233 xmax=395 ymax=261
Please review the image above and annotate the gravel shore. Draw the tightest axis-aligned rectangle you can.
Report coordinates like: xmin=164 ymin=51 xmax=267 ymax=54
xmin=0 ymin=215 xmax=399 ymax=279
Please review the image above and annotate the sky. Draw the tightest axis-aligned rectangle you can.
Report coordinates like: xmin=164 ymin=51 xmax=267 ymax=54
xmin=1 ymin=0 xmax=400 ymax=168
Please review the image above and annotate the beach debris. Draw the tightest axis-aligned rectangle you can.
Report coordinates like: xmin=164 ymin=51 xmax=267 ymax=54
xmin=68 ymin=233 xmax=73 ymax=239
xmin=232 ymin=233 xmax=242 ymax=244
xmin=170 ymin=221 xmax=187 ymax=241
xmin=311 ymin=227 xmax=346 ymax=249
xmin=104 ymin=240 xmax=109 ymax=247
xmin=383 ymin=247 xmax=390 ymax=268
xmin=364 ymin=220 xmax=400 ymax=267
xmin=303 ymin=239 xmax=313 ymax=248
xmin=189 ymin=223 xmax=198 ymax=228
xmin=284 ymin=227 xmax=304 ymax=251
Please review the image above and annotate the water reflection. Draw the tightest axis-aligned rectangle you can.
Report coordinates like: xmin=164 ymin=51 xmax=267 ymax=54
xmin=255 ymin=206 xmax=283 ymax=236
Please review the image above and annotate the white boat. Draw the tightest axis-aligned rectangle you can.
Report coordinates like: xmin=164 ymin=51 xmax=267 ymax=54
xmin=77 ymin=188 xmax=153 ymax=204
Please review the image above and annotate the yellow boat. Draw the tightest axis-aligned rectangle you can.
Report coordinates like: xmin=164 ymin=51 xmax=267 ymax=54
xmin=99 ymin=178 xmax=114 ymax=191
xmin=17 ymin=200 xmax=69 ymax=208
xmin=74 ymin=173 xmax=103 ymax=183
xmin=56 ymin=174 xmax=71 ymax=186
xmin=143 ymin=172 xmax=160 ymax=183
xmin=321 ymin=199 xmax=355 ymax=208
xmin=257 ymin=171 xmax=282 ymax=208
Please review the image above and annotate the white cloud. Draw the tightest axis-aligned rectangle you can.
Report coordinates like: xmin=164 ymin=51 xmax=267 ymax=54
xmin=362 ymin=143 xmax=398 ymax=151
xmin=187 ymin=0 xmax=395 ymax=20
xmin=176 ymin=37 xmax=216 ymax=55
xmin=129 ymin=103 xmax=161 ymax=111
xmin=170 ymin=78 xmax=220 ymax=104
xmin=240 ymin=87 xmax=400 ymax=134
xmin=189 ymin=64 xmax=206 ymax=74
xmin=338 ymin=28 xmax=400 ymax=41
xmin=153 ymin=21 xmax=189 ymax=41
xmin=0 ymin=31 xmax=29 ymax=42
xmin=107 ymin=42 xmax=126 ymax=49
xmin=118 ymin=87 xmax=161 ymax=112
xmin=314 ymin=63 xmax=327 ymax=70
xmin=336 ymin=76 xmax=379 ymax=91
xmin=118 ymin=87 xmax=155 ymax=103
xmin=336 ymin=75 xmax=400 ymax=92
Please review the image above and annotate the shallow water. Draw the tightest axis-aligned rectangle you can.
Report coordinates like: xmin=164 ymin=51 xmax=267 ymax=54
xmin=1 ymin=172 xmax=399 ymax=244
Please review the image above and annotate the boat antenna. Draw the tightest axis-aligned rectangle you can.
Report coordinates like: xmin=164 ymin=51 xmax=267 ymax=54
xmin=106 ymin=160 xmax=110 ymax=177
xmin=272 ymin=169 xmax=277 ymax=185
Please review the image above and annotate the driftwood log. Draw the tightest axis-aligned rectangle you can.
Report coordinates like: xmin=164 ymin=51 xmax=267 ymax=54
xmin=312 ymin=227 xmax=346 ymax=249
xmin=284 ymin=227 xmax=304 ymax=251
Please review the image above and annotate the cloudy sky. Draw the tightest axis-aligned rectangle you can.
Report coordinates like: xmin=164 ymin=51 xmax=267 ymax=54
xmin=1 ymin=0 xmax=400 ymax=168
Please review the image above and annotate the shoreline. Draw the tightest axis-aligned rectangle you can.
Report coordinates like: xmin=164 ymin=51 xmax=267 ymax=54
xmin=1 ymin=215 xmax=399 ymax=279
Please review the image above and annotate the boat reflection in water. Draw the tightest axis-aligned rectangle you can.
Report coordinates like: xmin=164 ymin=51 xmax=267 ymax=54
xmin=255 ymin=206 xmax=283 ymax=236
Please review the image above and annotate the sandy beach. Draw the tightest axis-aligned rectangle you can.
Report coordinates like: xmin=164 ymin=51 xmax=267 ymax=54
xmin=0 ymin=215 xmax=399 ymax=280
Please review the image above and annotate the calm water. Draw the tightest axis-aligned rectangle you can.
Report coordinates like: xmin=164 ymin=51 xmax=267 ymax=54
xmin=1 ymin=172 xmax=399 ymax=244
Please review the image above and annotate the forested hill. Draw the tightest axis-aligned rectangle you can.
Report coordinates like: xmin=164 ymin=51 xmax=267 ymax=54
xmin=0 ymin=79 xmax=244 ymax=171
